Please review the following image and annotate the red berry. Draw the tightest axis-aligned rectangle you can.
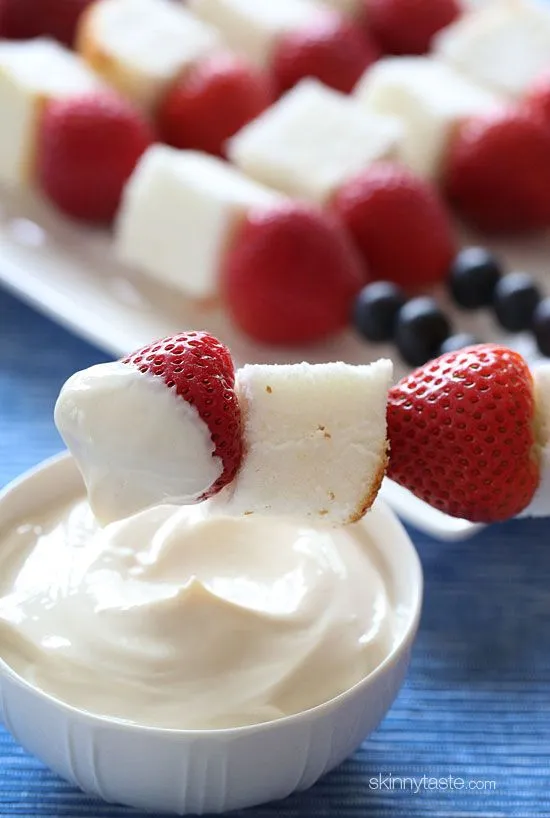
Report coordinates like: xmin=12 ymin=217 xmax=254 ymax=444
xmin=158 ymin=53 xmax=274 ymax=158
xmin=333 ymin=162 xmax=456 ymax=289
xmin=387 ymin=344 xmax=540 ymax=523
xmin=273 ymin=14 xmax=379 ymax=94
xmin=221 ymin=202 xmax=366 ymax=345
xmin=37 ymin=92 xmax=154 ymax=223
xmin=0 ymin=0 xmax=93 ymax=45
xmin=522 ymin=71 xmax=550 ymax=128
xmin=366 ymin=0 xmax=461 ymax=55
xmin=122 ymin=331 xmax=243 ymax=499
xmin=443 ymin=109 xmax=550 ymax=234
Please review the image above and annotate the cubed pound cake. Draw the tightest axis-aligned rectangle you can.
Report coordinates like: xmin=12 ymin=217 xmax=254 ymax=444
xmin=354 ymin=56 xmax=501 ymax=179
xmin=228 ymin=78 xmax=401 ymax=204
xmin=115 ymin=146 xmax=283 ymax=300
xmin=0 ymin=38 xmax=102 ymax=186
xmin=77 ymin=0 xmax=221 ymax=111
xmin=434 ymin=0 xmax=550 ymax=98
xmin=188 ymin=0 xmax=324 ymax=67
xmin=211 ymin=359 xmax=393 ymax=525
xmin=520 ymin=364 xmax=550 ymax=517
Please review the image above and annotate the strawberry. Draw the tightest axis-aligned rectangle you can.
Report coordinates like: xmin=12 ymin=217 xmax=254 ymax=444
xmin=365 ymin=0 xmax=461 ymax=55
xmin=220 ymin=201 xmax=366 ymax=345
xmin=122 ymin=331 xmax=243 ymax=499
xmin=157 ymin=53 xmax=274 ymax=158
xmin=0 ymin=0 xmax=93 ymax=45
xmin=37 ymin=91 xmax=154 ymax=223
xmin=443 ymin=109 xmax=550 ymax=234
xmin=387 ymin=344 xmax=541 ymax=523
xmin=272 ymin=14 xmax=379 ymax=95
xmin=332 ymin=162 xmax=456 ymax=289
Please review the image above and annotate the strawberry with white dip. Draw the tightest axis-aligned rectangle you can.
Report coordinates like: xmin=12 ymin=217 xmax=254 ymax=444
xmin=55 ymin=332 xmax=243 ymax=525
xmin=56 ymin=335 xmax=550 ymax=528
xmin=55 ymin=331 xmax=392 ymax=527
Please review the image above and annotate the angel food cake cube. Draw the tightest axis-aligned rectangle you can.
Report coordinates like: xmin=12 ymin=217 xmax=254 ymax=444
xmin=228 ymin=78 xmax=402 ymax=204
xmin=188 ymin=0 xmax=323 ymax=67
xmin=521 ymin=364 xmax=550 ymax=517
xmin=0 ymin=38 xmax=102 ymax=186
xmin=115 ymin=146 xmax=283 ymax=299
xmin=78 ymin=0 xmax=221 ymax=111
xmin=354 ymin=56 xmax=501 ymax=179
xmin=213 ymin=359 xmax=393 ymax=524
xmin=434 ymin=1 xmax=550 ymax=98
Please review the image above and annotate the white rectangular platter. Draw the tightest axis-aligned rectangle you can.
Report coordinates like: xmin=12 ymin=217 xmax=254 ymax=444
xmin=0 ymin=186 xmax=547 ymax=541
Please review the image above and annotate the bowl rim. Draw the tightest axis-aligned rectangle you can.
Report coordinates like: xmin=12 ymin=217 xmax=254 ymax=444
xmin=0 ymin=451 xmax=423 ymax=739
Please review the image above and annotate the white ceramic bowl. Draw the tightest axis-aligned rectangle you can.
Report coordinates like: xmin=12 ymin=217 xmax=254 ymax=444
xmin=0 ymin=453 xmax=423 ymax=815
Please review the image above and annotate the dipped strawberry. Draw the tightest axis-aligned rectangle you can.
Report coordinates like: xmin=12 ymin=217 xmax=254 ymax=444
xmin=333 ymin=162 xmax=457 ymax=289
xmin=443 ymin=108 xmax=550 ymax=234
xmin=221 ymin=201 xmax=366 ymax=345
xmin=273 ymin=14 xmax=379 ymax=94
xmin=387 ymin=344 xmax=541 ymax=523
xmin=55 ymin=331 xmax=243 ymax=523
xmin=158 ymin=53 xmax=274 ymax=158
xmin=366 ymin=0 xmax=462 ymax=55
xmin=37 ymin=91 xmax=154 ymax=223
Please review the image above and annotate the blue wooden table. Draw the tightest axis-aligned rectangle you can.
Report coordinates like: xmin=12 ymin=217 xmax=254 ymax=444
xmin=0 ymin=288 xmax=549 ymax=818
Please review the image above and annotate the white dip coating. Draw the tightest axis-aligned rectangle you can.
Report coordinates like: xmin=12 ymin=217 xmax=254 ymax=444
xmin=54 ymin=361 xmax=222 ymax=524
xmin=0 ymin=499 xmax=397 ymax=730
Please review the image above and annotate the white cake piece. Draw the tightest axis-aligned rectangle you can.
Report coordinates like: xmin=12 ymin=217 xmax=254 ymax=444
xmin=55 ymin=361 xmax=223 ymax=524
xmin=434 ymin=1 xmax=550 ymax=98
xmin=116 ymin=146 xmax=283 ymax=299
xmin=520 ymin=364 xmax=550 ymax=518
xmin=0 ymin=38 xmax=102 ymax=187
xmin=354 ymin=56 xmax=501 ymax=179
xmin=228 ymin=79 xmax=402 ymax=204
xmin=78 ymin=0 xmax=221 ymax=111
xmin=211 ymin=359 xmax=392 ymax=525
xmin=188 ymin=0 xmax=323 ymax=67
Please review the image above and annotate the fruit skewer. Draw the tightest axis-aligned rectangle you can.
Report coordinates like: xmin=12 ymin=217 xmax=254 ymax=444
xmin=56 ymin=332 xmax=550 ymax=527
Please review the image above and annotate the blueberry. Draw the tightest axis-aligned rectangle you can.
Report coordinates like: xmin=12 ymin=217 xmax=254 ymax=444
xmin=448 ymin=247 xmax=502 ymax=309
xmin=352 ymin=281 xmax=407 ymax=342
xmin=533 ymin=297 xmax=550 ymax=357
xmin=493 ymin=272 xmax=541 ymax=332
xmin=439 ymin=332 xmax=481 ymax=356
xmin=395 ymin=297 xmax=452 ymax=367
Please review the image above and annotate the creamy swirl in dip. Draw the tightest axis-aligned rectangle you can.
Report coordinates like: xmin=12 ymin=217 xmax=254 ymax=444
xmin=0 ymin=498 xmax=397 ymax=730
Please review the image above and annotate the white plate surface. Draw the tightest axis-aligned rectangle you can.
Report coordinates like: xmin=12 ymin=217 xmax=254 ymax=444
xmin=0 ymin=186 xmax=547 ymax=540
